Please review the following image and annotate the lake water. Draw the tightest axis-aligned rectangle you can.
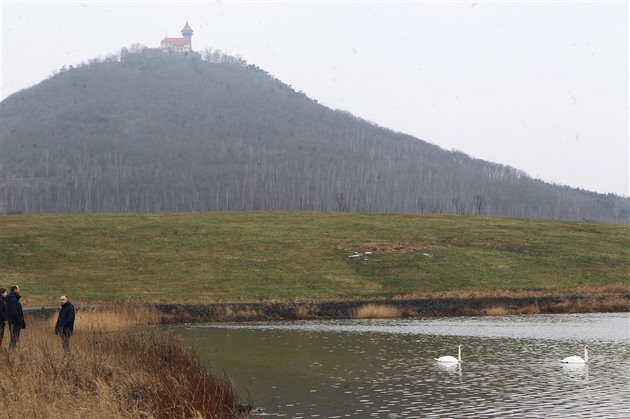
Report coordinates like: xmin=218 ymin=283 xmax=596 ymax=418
xmin=167 ymin=313 xmax=630 ymax=418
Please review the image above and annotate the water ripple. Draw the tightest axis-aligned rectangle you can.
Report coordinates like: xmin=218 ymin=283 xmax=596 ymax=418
xmin=171 ymin=313 xmax=630 ymax=418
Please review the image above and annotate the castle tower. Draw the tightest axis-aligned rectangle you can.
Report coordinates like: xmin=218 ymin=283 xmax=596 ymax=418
xmin=181 ymin=22 xmax=194 ymax=50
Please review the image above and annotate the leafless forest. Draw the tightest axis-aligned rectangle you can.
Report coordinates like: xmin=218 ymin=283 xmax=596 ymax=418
xmin=0 ymin=51 xmax=627 ymax=221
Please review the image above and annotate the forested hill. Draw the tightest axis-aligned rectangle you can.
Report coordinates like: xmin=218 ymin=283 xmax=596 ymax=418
xmin=0 ymin=51 xmax=627 ymax=221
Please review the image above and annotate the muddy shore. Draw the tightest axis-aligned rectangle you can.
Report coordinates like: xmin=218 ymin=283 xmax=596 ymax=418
xmin=25 ymin=292 xmax=629 ymax=322
xmin=154 ymin=293 xmax=630 ymax=322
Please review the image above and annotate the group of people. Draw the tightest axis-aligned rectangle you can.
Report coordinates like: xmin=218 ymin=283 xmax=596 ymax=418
xmin=0 ymin=285 xmax=75 ymax=353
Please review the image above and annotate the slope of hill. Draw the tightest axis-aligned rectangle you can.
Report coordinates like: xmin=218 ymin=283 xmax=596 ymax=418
xmin=0 ymin=51 xmax=627 ymax=221
xmin=2 ymin=212 xmax=629 ymax=302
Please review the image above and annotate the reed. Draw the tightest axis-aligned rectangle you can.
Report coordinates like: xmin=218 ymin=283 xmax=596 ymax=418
xmin=289 ymin=301 xmax=319 ymax=319
xmin=514 ymin=302 xmax=541 ymax=315
xmin=4 ymin=307 xmax=243 ymax=418
xmin=214 ymin=306 xmax=264 ymax=322
xmin=481 ymin=306 xmax=509 ymax=316
xmin=401 ymin=283 xmax=630 ymax=303
xmin=353 ymin=304 xmax=403 ymax=319
xmin=540 ymin=294 xmax=630 ymax=314
xmin=62 ymin=300 xmax=161 ymax=333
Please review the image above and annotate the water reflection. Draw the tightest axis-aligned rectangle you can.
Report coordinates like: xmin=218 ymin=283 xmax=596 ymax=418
xmin=168 ymin=313 xmax=629 ymax=418
xmin=561 ymin=362 xmax=589 ymax=383
xmin=436 ymin=358 xmax=461 ymax=370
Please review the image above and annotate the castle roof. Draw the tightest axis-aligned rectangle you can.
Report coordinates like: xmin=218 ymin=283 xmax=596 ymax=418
xmin=182 ymin=22 xmax=193 ymax=32
xmin=161 ymin=37 xmax=189 ymax=46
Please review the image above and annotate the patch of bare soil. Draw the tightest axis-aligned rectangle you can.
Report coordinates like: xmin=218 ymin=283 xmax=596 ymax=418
xmin=356 ymin=242 xmax=435 ymax=254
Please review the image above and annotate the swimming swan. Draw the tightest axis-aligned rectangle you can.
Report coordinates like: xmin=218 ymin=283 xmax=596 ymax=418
xmin=435 ymin=344 xmax=462 ymax=363
xmin=560 ymin=344 xmax=588 ymax=364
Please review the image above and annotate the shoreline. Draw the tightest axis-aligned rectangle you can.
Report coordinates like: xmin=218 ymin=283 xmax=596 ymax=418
xmin=25 ymin=291 xmax=630 ymax=323
xmin=154 ymin=293 xmax=630 ymax=322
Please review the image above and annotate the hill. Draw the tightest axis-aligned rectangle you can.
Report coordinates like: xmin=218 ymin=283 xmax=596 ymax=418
xmin=2 ymin=212 xmax=628 ymax=303
xmin=0 ymin=51 xmax=627 ymax=221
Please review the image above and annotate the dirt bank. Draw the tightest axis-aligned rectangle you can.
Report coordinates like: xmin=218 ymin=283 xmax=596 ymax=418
xmin=155 ymin=292 xmax=630 ymax=322
xmin=24 ymin=290 xmax=629 ymax=323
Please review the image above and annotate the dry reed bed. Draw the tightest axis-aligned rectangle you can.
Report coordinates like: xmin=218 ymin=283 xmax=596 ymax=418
xmin=353 ymin=283 xmax=630 ymax=318
xmin=338 ymin=290 xmax=630 ymax=319
xmin=156 ymin=284 xmax=630 ymax=322
xmin=353 ymin=304 xmax=404 ymax=319
xmin=2 ymin=302 xmax=243 ymax=418
xmin=410 ymin=293 xmax=630 ymax=317
xmin=399 ymin=282 xmax=630 ymax=301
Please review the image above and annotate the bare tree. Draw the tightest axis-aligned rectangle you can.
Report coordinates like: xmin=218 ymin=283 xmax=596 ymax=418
xmin=473 ymin=194 xmax=486 ymax=215
xmin=335 ymin=193 xmax=349 ymax=212
xmin=417 ymin=197 xmax=426 ymax=214
xmin=451 ymin=196 xmax=465 ymax=214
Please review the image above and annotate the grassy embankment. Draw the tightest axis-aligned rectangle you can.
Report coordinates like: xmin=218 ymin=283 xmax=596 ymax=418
xmin=1 ymin=212 xmax=628 ymax=315
xmin=0 ymin=302 xmax=242 ymax=418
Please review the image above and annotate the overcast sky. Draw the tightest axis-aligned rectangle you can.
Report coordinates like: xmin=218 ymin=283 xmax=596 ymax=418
xmin=2 ymin=1 xmax=628 ymax=197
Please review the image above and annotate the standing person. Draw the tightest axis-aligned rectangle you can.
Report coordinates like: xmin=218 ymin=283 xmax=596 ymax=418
xmin=0 ymin=288 xmax=7 ymax=348
xmin=55 ymin=295 xmax=75 ymax=354
xmin=5 ymin=285 xmax=25 ymax=350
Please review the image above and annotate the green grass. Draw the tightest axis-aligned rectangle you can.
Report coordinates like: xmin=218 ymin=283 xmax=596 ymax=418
xmin=0 ymin=212 xmax=628 ymax=303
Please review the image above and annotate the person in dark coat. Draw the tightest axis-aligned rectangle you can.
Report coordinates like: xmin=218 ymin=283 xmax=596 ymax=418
xmin=55 ymin=295 xmax=75 ymax=354
xmin=5 ymin=285 xmax=25 ymax=350
xmin=0 ymin=287 xmax=7 ymax=348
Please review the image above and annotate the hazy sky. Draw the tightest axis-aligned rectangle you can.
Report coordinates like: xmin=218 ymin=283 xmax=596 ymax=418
xmin=2 ymin=1 xmax=628 ymax=197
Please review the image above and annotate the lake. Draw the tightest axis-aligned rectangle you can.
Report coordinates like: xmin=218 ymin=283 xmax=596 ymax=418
xmin=167 ymin=313 xmax=629 ymax=418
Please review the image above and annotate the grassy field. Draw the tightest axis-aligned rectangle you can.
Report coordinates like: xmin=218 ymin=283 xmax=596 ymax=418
xmin=1 ymin=212 xmax=628 ymax=304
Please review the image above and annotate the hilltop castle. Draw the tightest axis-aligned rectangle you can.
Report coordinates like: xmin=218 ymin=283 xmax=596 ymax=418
xmin=121 ymin=22 xmax=198 ymax=60
xmin=160 ymin=22 xmax=194 ymax=52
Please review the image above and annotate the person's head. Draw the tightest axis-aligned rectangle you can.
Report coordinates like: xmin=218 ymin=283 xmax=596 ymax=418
xmin=10 ymin=285 xmax=19 ymax=294
xmin=0 ymin=288 xmax=6 ymax=297
xmin=59 ymin=295 xmax=69 ymax=305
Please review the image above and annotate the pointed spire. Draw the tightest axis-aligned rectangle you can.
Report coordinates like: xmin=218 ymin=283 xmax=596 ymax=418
xmin=181 ymin=21 xmax=193 ymax=36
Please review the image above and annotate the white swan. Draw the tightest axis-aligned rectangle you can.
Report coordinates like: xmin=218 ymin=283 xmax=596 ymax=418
xmin=435 ymin=344 xmax=462 ymax=363
xmin=560 ymin=344 xmax=588 ymax=364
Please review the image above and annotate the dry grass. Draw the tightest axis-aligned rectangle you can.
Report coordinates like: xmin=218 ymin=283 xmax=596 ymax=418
xmin=541 ymin=294 xmax=630 ymax=314
xmin=481 ymin=306 xmax=509 ymax=316
xmin=214 ymin=306 xmax=264 ymax=322
xmin=514 ymin=302 xmax=541 ymax=315
xmin=58 ymin=300 xmax=161 ymax=333
xmin=289 ymin=302 xmax=319 ymax=319
xmin=462 ymin=291 xmax=629 ymax=317
xmin=210 ymin=301 xmax=322 ymax=322
xmin=357 ymin=241 xmax=435 ymax=254
xmin=353 ymin=304 xmax=403 ymax=319
xmin=4 ymin=303 xmax=243 ymax=418
xmin=155 ymin=285 xmax=630 ymax=322
xmin=400 ymin=283 xmax=630 ymax=301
